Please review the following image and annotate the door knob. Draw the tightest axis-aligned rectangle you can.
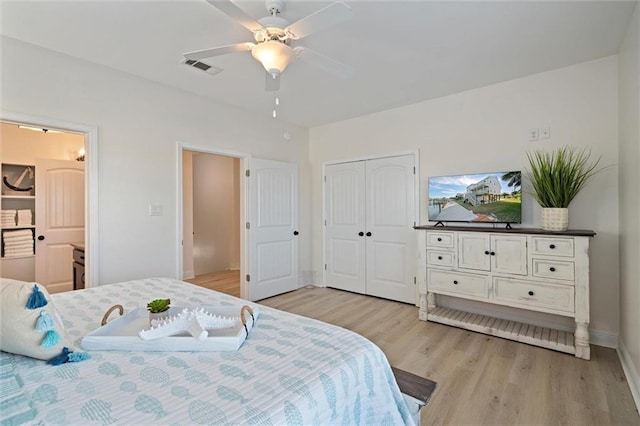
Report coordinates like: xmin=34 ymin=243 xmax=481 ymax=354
xmin=366 ymin=232 xmax=372 ymax=237
xmin=37 ymin=235 xmax=45 ymax=241
xmin=358 ymin=232 xmax=364 ymax=236
xmin=293 ymin=231 xmax=299 ymax=236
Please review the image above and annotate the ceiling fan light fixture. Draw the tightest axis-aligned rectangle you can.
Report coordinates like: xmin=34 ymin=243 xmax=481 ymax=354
xmin=251 ymin=40 xmax=295 ymax=75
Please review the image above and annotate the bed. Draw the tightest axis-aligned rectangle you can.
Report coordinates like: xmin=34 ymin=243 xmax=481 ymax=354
xmin=1 ymin=277 xmax=414 ymax=425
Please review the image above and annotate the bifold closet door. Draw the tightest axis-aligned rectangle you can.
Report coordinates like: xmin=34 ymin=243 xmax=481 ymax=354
xmin=324 ymin=161 xmax=367 ymax=294
xmin=324 ymin=155 xmax=416 ymax=304
xmin=364 ymin=155 xmax=416 ymax=304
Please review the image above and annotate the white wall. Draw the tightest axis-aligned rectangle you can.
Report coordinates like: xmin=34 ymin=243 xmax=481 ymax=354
xmin=617 ymin=2 xmax=640 ymax=408
xmin=0 ymin=36 xmax=311 ymax=285
xmin=192 ymin=153 xmax=237 ymax=274
xmin=310 ymin=57 xmax=620 ymax=342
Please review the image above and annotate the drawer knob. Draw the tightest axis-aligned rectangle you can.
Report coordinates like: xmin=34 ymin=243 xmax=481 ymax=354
xmin=549 ymin=244 xmax=556 ymax=249
xmin=453 ymin=280 xmax=458 ymax=285
xmin=549 ymin=267 xmax=556 ymax=272
xmin=437 ymin=237 xmax=442 ymax=242
xmin=484 ymin=250 xmax=490 ymax=255
xmin=528 ymin=291 xmax=534 ymax=296
xmin=366 ymin=232 xmax=372 ymax=237
xmin=490 ymin=251 xmax=496 ymax=256
xmin=437 ymin=256 xmax=443 ymax=260
xmin=358 ymin=231 xmax=364 ymax=236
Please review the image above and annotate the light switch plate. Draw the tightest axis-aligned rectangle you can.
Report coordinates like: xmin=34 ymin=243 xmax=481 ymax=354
xmin=149 ymin=204 xmax=163 ymax=216
xmin=529 ymin=128 xmax=540 ymax=141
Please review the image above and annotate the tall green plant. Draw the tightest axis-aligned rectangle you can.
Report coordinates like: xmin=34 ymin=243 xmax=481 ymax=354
xmin=525 ymin=146 xmax=606 ymax=208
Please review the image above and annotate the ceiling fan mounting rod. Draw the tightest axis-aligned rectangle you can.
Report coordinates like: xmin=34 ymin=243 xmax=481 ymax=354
xmin=265 ymin=0 xmax=285 ymax=16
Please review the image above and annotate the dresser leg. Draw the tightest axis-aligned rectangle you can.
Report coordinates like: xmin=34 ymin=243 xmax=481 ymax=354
xmin=418 ymin=293 xmax=428 ymax=321
xmin=574 ymin=322 xmax=590 ymax=360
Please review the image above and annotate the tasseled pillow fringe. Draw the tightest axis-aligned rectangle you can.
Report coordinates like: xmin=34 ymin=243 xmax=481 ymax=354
xmin=25 ymin=285 xmax=48 ymax=309
xmin=35 ymin=310 xmax=55 ymax=332
xmin=41 ymin=330 xmax=60 ymax=348
xmin=46 ymin=347 xmax=90 ymax=365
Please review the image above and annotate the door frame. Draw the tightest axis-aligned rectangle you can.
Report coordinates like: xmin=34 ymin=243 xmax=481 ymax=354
xmin=0 ymin=109 xmax=99 ymax=287
xmin=175 ymin=142 xmax=250 ymax=299
xmin=322 ymin=150 xmax=420 ymax=301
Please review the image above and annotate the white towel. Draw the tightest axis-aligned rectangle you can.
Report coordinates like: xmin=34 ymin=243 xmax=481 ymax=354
xmin=3 ymin=230 xmax=33 ymax=238
xmin=2 ymin=231 xmax=33 ymax=241
xmin=4 ymin=242 xmax=33 ymax=250
xmin=3 ymin=250 xmax=33 ymax=257
xmin=4 ymin=246 xmax=34 ymax=253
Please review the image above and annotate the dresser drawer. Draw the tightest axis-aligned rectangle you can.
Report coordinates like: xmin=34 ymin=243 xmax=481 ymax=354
xmin=427 ymin=232 xmax=454 ymax=249
xmin=73 ymin=248 xmax=85 ymax=265
xmin=427 ymin=250 xmax=454 ymax=267
xmin=532 ymin=258 xmax=575 ymax=281
xmin=428 ymin=269 xmax=488 ymax=298
xmin=493 ymin=277 xmax=574 ymax=314
xmin=531 ymin=237 xmax=574 ymax=257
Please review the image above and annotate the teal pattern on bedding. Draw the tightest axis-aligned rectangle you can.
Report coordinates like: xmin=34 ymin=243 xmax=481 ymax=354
xmin=3 ymin=278 xmax=413 ymax=425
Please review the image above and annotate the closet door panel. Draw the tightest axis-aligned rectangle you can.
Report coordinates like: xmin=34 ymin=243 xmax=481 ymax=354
xmin=324 ymin=162 xmax=366 ymax=294
xmin=365 ymin=155 xmax=416 ymax=304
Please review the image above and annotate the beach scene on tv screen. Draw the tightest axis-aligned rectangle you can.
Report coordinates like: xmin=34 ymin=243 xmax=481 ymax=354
xmin=428 ymin=171 xmax=522 ymax=223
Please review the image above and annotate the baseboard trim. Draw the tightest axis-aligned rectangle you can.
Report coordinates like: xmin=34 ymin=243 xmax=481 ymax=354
xmin=183 ymin=269 xmax=195 ymax=280
xmin=618 ymin=338 xmax=640 ymax=413
xmin=590 ymin=329 xmax=619 ymax=349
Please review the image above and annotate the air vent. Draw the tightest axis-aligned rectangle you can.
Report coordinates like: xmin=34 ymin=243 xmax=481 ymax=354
xmin=181 ymin=59 xmax=223 ymax=76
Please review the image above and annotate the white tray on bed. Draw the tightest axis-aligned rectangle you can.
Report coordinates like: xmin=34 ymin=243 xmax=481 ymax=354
xmin=81 ymin=305 xmax=259 ymax=352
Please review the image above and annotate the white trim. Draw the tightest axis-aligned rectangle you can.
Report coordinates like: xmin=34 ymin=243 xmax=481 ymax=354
xmin=321 ymin=150 xmax=420 ymax=304
xmin=175 ymin=142 xmax=250 ymax=299
xmin=589 ymin=329 xmax=619 ymax=349
xmin=0 ymin=110 xmax=99 ymax=287
xmin=618 ymin=337 xmax=640 ymax=412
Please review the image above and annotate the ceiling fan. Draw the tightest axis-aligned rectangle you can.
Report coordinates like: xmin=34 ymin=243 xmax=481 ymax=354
xmin=184 ymin=0 xmax=353 ymax=91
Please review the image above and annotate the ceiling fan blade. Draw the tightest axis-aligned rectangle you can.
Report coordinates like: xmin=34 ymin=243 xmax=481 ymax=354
xmin=265 ymin=72 xmax=280 ymax=92
xmin=285 ymin=2 xmax=352 ymax=40
xmin=184 ymin=43 xmax=254 ymax=61
xmin=294 ymin=46 xmax=353 ymax=80
xmin=205 ymin=0 xmax=265 ymax=33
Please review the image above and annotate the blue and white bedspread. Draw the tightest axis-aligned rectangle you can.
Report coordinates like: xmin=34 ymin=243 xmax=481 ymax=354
xmin=5 ymin=277 xmax=413 ymax=425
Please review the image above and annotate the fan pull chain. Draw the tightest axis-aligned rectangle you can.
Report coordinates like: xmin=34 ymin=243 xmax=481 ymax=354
xmin=272 ymin=91 xmax=280 ymax=119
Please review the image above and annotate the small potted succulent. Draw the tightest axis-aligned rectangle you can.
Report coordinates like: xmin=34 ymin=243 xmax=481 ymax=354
xmin=147 ymin=298 xmax=171 ymax=323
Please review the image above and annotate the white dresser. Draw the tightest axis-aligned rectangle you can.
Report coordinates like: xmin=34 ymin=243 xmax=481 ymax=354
xmin=416 ymin=226 xmax=595 ymax=360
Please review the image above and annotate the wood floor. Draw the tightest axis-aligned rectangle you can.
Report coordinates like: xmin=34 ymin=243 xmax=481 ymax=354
xmin=185 ymin=270 xmax=240 ymax=297
xmin=261 ymin=287 xmax=640 ymax=426
xmin=186 ymin=272 xmax=639 ymax=425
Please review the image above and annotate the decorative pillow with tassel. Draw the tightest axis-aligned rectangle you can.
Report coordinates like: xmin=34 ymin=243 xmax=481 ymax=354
xmin=0 ymin=278 xmax=89 ymax=364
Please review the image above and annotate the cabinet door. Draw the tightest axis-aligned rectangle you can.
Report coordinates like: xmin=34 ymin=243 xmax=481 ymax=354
xmin=457 ymin=232 xmax=490 ymax=271
xmin=491 ymin=235 xmax=527 ymax=275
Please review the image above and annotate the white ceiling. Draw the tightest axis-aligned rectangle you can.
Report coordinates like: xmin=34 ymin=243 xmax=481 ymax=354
xmin=0 ymin=0 xmax=635 ymax=128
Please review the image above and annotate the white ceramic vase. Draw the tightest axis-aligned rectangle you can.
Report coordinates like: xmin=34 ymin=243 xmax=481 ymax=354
xmin=541 ymin=207 xmax=569 ymax=231
xmin=149 ymin=310 xmax=169 ymax=325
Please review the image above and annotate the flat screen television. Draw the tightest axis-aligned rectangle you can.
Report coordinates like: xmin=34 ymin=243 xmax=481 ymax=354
xmin=428 ymin=171 xmax=522 ymax=224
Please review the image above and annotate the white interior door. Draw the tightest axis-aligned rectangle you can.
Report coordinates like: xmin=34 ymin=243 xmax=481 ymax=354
xmin=35 ymin=159 xmax=84 ymax=293
xmin=324 ymin=161 xmax=366 ymax=294
xmin=248 ymin=158 xmax=298 ymax=301
xmin=365 ymin=155 xmax=416 ymax=303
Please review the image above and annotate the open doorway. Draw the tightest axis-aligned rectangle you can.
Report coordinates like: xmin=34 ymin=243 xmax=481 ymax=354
xmin=181 ymin=149 xmax=242 ymax=297
xmin=1 ymin=122 xmax=85 ymax=293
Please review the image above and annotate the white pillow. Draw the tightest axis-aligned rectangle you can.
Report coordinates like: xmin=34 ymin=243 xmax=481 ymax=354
xmin=0 ymin=278 xmax=71 ymax=361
